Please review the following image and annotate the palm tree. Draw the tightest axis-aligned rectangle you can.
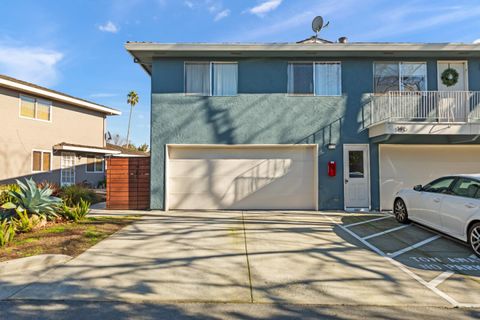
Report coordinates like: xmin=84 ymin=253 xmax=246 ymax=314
xmin=126 ymin=91 xmax=139 ymax=147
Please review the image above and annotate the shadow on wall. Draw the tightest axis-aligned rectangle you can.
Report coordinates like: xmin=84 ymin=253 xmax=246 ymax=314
xmin=0 ymin=165 xmax=105 ymax=188
xmin=294 ymin=117 xmax=343 ymax=153
xmin=204 ymin=97 xmax=236 ymax=144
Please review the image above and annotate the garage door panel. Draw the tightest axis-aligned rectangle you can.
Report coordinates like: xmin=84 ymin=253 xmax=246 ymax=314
xmin=168 ymin=158 xmax=313 ymax=178
xmin=169 ymin=147 xmax=313 ymax=160
xmin=169 ymin=171 xmax=314 ymax=195
xmin=380 ymin=145 xmax=480 ymax=210
xmin=167 ymin=145 xmax=317 ymax=210
xmin=169 ymin=192 xmax=314 ymax=210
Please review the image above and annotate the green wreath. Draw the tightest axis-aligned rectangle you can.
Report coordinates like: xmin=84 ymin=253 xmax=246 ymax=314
xmin=441 ymin=68 xmax=459 ymax=87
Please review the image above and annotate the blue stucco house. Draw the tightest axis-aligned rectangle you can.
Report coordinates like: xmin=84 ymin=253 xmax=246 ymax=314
xmin=126 ymin=40 xmax=480 ymax=211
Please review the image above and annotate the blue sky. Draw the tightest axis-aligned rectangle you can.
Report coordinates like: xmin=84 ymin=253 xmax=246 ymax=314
xmin=1 ymin=0 xmax=480 ymax=146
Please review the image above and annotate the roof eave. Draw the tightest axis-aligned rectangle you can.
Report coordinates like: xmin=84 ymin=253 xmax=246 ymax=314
xmin=0 ymin=77 xmax=122 ymax=116
xmin=125 ymin=42 xmax=480 ymax=70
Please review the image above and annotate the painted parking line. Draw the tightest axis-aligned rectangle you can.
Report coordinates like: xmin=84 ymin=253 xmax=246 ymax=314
xmin=362 ymin=224 xmax=410 ymax=240
xmin=320 ymin=212 xmax=460 ymax=307
xmin=343 ymin=216 xmax=392 ymax=228
xmin=428 ymin=270 xmax=455 ymax=288
xmin=388 ymin=235 xmax=442 ymax=258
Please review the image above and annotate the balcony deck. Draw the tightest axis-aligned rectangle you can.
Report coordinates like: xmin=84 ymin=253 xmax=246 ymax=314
xmin=364 ymin=91 xmax=480 ymax=138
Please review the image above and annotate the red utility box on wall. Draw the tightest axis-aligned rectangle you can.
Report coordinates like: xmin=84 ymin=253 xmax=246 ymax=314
xmin=328 ymin=161 xmax=336 ymax=177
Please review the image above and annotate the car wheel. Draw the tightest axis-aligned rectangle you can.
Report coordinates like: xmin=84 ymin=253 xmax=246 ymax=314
xmin=468 ymin=222 xmax=480 ymax=258
xmin=394 ymin=198 xmax=409 ymax=224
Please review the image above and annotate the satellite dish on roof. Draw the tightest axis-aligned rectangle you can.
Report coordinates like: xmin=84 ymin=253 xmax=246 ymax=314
xmin=312 ymin=16 xmax=329 ymax=39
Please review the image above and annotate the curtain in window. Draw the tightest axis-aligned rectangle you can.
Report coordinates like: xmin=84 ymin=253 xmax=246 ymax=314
xmin=185 ymin=62 xmax=210 ymax=95
xmin=43 ymin=152 xmax=51 ymax=171
xmin=315 ymin=63 xmax=341 ymax=96
xmin=288 ymin=63 xmax=313 ymax=95
xmin=32 ymin=151 xmax=42 ymax=171
xmin=37 ymin=101 xmax=51 ymax=121
xmin=21 ymin=97 xmax=36 ymax=118
xmin=212 ymin=63 xmax=238 ymax=96
xmin=401 ymin=63 xmax=427 ymax=92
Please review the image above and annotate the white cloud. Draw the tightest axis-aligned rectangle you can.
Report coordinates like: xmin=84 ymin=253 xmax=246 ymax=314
xmin=214 ymin=9 xmax=230 ymax=21
xmin=356 ymin=3 xmax=480 ymax=40
xmin=249 ymin=0 xmax=282 ymax=17
xmin=473 ymin=39 xmax=480 ymax=44
xmin=0 ymin=45 xmax=63 ymax=87
xmin=184 ymin=0 xmax=194 ymax=8
xmin=98 ymin=21 xmax=119 ymax=33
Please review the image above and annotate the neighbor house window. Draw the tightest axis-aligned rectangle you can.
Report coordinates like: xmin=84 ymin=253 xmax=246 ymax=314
xmin=185 ymin=62 xmax=238 ymax=96
xmin=20 ymin=95 xmax=51 ymax=121
xmin=288 ymin=62 xmax=342 ymax=96
xmin=32 ymin=150 xmax=51 ymax=172
xmin=86 ymin=157 xmax=104 ymax=173
xmin=374 ymin=62 xmax=427 ymax=93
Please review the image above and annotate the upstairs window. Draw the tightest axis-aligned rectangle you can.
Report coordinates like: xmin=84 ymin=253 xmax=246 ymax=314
xmin=20 ymin=95 xmax=51 ymax=121
xmin=374 ymin=62 xmax=427 ymax=93
xmin=86 ymin=157 xmax=104 ymax=173
xmin=288 ymin=62 xmax=342 ymax=96
xmin=185 ymin=62 xmax=238 ymax=96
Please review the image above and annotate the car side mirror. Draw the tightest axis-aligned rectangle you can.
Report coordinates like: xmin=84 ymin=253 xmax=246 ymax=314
xmin=413 ymin=185 xmax=423 ymax=192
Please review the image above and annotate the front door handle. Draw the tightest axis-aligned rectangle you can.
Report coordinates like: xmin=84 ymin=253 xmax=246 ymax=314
xmin=433 ymin=198 xmax=441 ymax=203
xmin=465 ymin=203 xmax=476 ymax=209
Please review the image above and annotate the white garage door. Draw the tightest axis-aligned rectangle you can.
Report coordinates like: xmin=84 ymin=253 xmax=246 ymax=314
xmin=166 ymin=144 xmax=318 ymax=210
xmin=379 ymin=145 xmax=480 ymax=210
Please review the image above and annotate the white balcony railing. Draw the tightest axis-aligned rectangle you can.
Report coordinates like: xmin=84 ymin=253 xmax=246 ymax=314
xmin=366 ymin=91 xmax=480 ymax=126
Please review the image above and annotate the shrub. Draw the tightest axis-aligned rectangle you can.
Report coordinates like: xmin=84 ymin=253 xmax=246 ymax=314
xmin=37 ymin=181 xmax=61 ymax=197
xmin=0 ymin=184 xmax=20 ymax=206
xmin=60 ymin=184 xmax=98 ymax=207
xmin=0 ymin=219 xmax=15 ymax=247
xmin=1 ymin=178 xmax=62 ymax=220
xmin=60 ymin=199 xmax=91 ymax=222
xmin=12 ymin=209 xmax=38 ymax=233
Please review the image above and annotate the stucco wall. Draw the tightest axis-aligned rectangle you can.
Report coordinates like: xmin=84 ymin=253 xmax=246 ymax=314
xmin=0 ymin=86 xmax=106 ymax=185
xmin=150 ymin=57 xmax=480 ymax=210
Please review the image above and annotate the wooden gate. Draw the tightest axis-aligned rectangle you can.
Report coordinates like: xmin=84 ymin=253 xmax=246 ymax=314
xmin=106 ymin=157 xmax=150 ymax=210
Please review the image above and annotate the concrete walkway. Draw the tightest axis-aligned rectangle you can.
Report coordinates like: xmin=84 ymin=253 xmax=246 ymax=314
xmin=4 ymin=211 xmax=449 ymax=307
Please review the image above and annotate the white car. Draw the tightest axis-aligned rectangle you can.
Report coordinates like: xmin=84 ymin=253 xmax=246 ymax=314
xmin=394 ymin=174 xmax=480 ymax=257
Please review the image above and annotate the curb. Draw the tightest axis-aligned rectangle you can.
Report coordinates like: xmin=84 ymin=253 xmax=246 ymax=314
xmin=0 ymin=254 xmax=72 ymax=276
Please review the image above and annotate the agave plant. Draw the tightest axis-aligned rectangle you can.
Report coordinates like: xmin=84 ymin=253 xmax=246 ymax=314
xmin=1 ymin=178 xmax=62 ymax=220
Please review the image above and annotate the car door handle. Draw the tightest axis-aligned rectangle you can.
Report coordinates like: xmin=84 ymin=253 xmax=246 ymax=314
xmin=465 ymin=203 xmax=476 ymax=209
xmin=433 ymin=198 xmax=441 ymax=203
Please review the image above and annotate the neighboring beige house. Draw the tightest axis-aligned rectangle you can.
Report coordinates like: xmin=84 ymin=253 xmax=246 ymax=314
xmin=0 ymin=75 xmax=121 ymax=187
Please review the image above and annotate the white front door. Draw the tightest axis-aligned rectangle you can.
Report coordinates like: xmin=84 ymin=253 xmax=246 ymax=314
xmin=61 ymin=152 xmax=75 ymax=186
xmin=437 ymin=61 xmax=468 ymax=121
xmin=343 ymin=144 xmax=370 ymax=210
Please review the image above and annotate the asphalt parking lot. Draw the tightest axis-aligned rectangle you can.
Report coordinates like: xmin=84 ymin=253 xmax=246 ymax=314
xmin=338 ymin=213 xmax=480 ymax=308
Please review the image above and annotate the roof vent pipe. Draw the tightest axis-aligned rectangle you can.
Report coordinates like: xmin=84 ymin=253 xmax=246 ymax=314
xmin=338 ymin=37 xmax=348 ymax=43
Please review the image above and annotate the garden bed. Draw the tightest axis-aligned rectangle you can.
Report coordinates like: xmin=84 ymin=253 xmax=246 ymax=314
xmin=0 ymin=216 xmax=138 ymax=262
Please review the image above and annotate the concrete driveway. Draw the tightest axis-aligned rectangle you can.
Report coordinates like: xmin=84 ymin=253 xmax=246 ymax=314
xmin=4 ymin=210 xmax=467 ymax=308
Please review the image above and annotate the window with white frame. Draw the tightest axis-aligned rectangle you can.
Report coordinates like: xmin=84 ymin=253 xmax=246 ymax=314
xmin=287 ymin=62 xmax=342 ymax=96
xmin=374 ymin=62 xmax=427 ymax=93
xmin=32 ymin=150 xmax=51 ymax=172
xmin=185 ymin=62 xmax=238 ymax=96
xmin=86 ymin=157 xmax=104 ymax=173
xmin=20 ymin=95 xmax=51 ymax=121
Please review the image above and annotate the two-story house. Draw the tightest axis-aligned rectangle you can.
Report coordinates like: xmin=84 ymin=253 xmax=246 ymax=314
xmin=0 ymin=75 xmax=121 ymax=187
xmin=126 ymin=41 xmax=480 ymax=211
